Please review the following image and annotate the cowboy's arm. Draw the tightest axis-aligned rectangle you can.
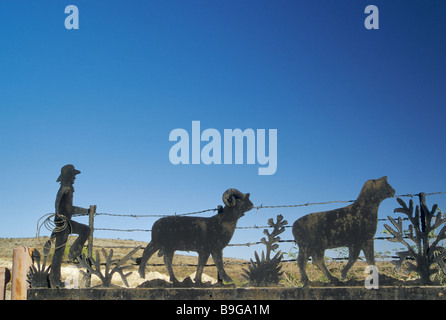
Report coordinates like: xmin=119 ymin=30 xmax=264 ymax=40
xmin=73 ymin=206 xmax=89 ymax=216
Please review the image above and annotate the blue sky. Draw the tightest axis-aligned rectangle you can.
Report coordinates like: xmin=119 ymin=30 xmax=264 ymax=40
xmin=0 ymin=1 xmax=445 ymax=260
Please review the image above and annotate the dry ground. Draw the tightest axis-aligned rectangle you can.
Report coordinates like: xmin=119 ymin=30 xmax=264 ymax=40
xmin=0 ymin=236 xmax=436 ymax=297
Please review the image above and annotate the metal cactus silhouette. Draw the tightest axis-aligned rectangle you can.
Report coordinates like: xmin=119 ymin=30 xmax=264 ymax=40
xmin=385 ymin=193 xmax=446 ymax=284
xmin=242 ymin=215 xmax=287 ymax=286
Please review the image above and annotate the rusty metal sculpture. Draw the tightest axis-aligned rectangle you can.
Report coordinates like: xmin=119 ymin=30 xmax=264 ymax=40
xmin=47 ymin=164 xmax=91 ymax=288
xmin=139 ymin=188 xmax=254 ymax=286
xmin=292 ymin=176 xmax=395 ymax=285
xmin=385 ymin=193 xmax=446 ymax=284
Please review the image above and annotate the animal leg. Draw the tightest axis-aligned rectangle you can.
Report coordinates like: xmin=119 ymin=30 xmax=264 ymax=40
xmin=341 ymin=245 xmax=361 ymax=279
xmin=297 ymin=247 xmax=310 ymax=286
xmin=212 ymin=250 xmax=233 ymax=283
xmin=138 ymin=242 xmax=158 ymax=278
xmin=164 ymin=250 xmax=179 ymax=285
xmin=194 ymin=252 xmax=210 ymax=285
xmin=362 ymin=238 xmax=376 ymax=266
xmin=312 ymin=250 xmax=339 ymax=284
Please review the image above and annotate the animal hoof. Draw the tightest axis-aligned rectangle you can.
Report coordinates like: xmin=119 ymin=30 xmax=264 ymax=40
xmin=194 ymin=281 xmax=203 ymax=287
xmin=49 ymin=274 xmax=65 ymax=289
xmin=330 ymin=278 xmax=343 ymax=286
xmin=220 ymin=275 xmax=233 ymax=283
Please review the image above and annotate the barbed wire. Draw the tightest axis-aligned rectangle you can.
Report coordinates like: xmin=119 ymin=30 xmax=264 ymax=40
xmin=92 ymin=233 xmax=407 ymax=250
xmin=95 ymin=208 xmax=219 ymax=218
xmin=93 ymin=191 xmax=446 ymax=219
xmin=82 ymin=241 xmax=404 ymax=266
xmin=91 ymin=191 xmax=444 ymax=235
xmin=94 ymin=217 xmax=410 ymax=234
xmin=38 ymin=191 xmax=445 ymax=257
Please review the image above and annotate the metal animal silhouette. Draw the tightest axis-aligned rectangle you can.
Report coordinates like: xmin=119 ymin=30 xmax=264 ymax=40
xmin=138 ymin=188 xmax=253 ymax=285
xmin=292 ymin=177 xmax=395 ymax=285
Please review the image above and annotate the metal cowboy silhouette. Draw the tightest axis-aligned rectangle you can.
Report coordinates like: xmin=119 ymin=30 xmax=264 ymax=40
xmin=48 ymin=164 xmax=91 ymax=288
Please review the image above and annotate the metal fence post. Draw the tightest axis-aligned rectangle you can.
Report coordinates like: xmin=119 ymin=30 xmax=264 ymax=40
xmin=88 ymin=205 xmax=96 ymax=259
xmin=85 ymin=205 xmax=96 ymax=287
xmin=11 ymin=247 xmax=34 ymax=300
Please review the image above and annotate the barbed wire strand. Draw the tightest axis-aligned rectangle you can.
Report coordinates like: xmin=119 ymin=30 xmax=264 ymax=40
xmin=89 ymin=191 xmax=444 ymax=239
xmin=93 ymin=191 xmax=446 ymax=219
xmin=94 ymin=217 xmax=410 ymax=233
xmin=37 ymin=191 xmax=445 ymax=262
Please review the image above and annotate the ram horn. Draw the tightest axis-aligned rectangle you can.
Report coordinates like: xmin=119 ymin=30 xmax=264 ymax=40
xmin=222 ymin=188 xmax=244 ymax=207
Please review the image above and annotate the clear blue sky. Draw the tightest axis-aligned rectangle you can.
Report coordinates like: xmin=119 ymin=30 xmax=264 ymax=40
xmin=0 ymin=1 xmax=445 ymax=260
